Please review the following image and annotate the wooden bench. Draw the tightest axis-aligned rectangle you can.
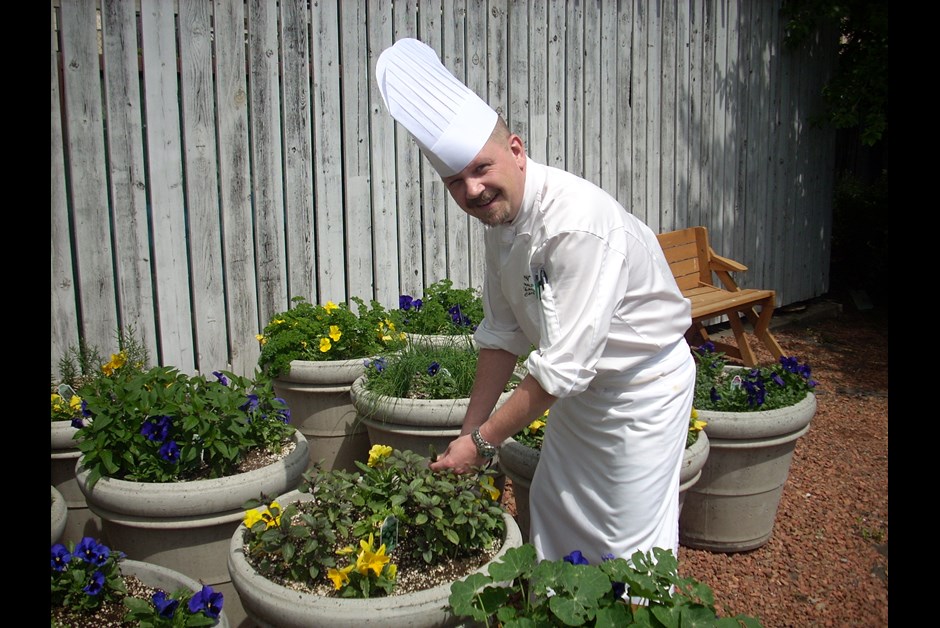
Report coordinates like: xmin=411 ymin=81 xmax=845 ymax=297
xmin=657 ymin=226 xmax=784 ymax=367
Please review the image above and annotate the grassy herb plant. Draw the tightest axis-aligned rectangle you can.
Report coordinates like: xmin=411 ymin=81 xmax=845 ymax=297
xmin=361 ymin=337 xmax=498 ymax=400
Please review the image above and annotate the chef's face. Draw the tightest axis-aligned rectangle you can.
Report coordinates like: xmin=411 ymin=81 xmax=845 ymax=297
xmin=442 ymin=123 xmax=527 ymax=226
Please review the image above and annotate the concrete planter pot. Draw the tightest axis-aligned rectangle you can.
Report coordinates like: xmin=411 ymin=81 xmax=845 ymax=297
xmin=501 ymin=432 xmax=709 ymax=543
xmin=679 ymin=392 xmax=816 ymax=552
xmin=498 ymin=438 xmax=540 ymax=543
xmin=228 ymin=494 xmax=522 ymax=628
xmin=76 ymin=429 xmax=309 ymax=627
xmin=51 ymin=485 xmax=68 ymax=545
xmin=679 ymin=430 xmax=710 ymax=516
xmin=51 ymin=420 xmax=103 ymax=544
xmin=273 ymin=358 xmax=371 ymax=472
xmin=350 ymin=375 xmax=513 ymax=459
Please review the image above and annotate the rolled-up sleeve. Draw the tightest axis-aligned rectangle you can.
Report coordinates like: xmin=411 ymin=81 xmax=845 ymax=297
xmin=523 ymin=230 xmax=627 ymax=397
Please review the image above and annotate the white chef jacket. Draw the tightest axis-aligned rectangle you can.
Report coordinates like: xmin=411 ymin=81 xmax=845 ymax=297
xmin=474 ymin=158 xmax=696 ymax=566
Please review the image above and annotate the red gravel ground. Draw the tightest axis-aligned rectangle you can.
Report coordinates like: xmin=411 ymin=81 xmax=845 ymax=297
xmin=501 ymin=289 xmax=889 ymax=627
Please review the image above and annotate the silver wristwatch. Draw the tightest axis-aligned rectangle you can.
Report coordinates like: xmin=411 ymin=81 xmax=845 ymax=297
xmin=471 ymin=427 xmax=498 ymax=459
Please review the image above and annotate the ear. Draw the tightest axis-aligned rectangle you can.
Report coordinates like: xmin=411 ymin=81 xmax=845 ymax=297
xmin=509 ymin=134 xmax=526 ymax=168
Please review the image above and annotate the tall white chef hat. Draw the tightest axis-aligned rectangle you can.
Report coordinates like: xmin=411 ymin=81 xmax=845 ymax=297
xmin=375 ymin=38 xmax=498 ymax=177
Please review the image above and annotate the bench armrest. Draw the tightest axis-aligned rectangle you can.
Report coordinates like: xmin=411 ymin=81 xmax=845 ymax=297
xmin=708 ymin=249 xmax=748 ymax=273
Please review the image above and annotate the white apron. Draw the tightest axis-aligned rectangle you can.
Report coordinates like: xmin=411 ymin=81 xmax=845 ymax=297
xmin=529 ymin=338 xmax=695 ymax=565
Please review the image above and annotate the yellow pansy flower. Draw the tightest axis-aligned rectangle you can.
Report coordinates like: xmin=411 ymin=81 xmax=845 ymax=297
xmin=367 ymin=444 xmax=393 ymax=467
xmin=261 ymin=501 xmax=281 ymax=528
xmin=319 ymin=338 xmax=332 ymax=352
xmin=69 ymin=395 xmax=83 ymax=412
xmin=243 ymin=508 xmax=265 ymax=529
xmin=327 ymin=564 xmax=354 ymax=590
xmin=480 ymin=475 xmax=500 ymax=501
xmin=329 ymin=325 xmax=342 ymax=342
xmin=324 ymin=301 xmax=339 ymax=313
xmin=356 ymin=534 xmax=390 ymax=576
xmin=101 ymin=351 xmax=127 ymax=376
xmin=526 ymin=419 xmax=545 ymax=434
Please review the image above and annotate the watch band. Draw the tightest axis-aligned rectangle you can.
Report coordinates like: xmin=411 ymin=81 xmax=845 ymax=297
xmin=471 ymin=427 xmax=498 ymax=459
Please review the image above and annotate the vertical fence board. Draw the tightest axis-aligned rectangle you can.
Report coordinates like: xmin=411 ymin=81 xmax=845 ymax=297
xmin=582 ymin=0 xmax=600 ymax=186
xmin=51 ymin=3 xmax=80 ymax=369
xmin=441 ymin=0 xmax=471 ymax=289
xmin=214 ymin=0 xmax=261 ymax=376
xmin=280 ymin=0 xmax=316 ymax=304
xmin=101 ymin=0 xmax=158 ymax=364
xmin=675 ymin=0 xmax=692 ymax=232
xmin=59 ymin=0 xmax=120 ymax=357
xmin=598 ymin=0 xmax=617 ymax=195
xmin=565 ymin=1 xmax=584 ymax=179
xmin=368 ymin=0 xmax=402 ymax=306
xmin=660 ymin=0 xmax=677 ymax=233
xmin=546 ymin=2 xmax=565 ymax=170
xmin=614 ymin=0 xmax=633 ymax=211
xmin=179 ymin=0 xmax=228 ymax=372
xmin=527 ymin=0 xmax=548 ymax=164
xmin=310 ymin=0 xmax=346 ymax=302
xmin=342 ymin=0 xmax=376 ymax=300
xmin=418 ymin=0 xmax=447 ymax=287
xmin=247 ymin=0 xmax=288 ymax=324
xmin=391 ymin=0 xmax=423 ymax=298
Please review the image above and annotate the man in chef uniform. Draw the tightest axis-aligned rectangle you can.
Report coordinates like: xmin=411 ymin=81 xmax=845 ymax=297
xmin=376 ymin=38 xmax=696 ymax=575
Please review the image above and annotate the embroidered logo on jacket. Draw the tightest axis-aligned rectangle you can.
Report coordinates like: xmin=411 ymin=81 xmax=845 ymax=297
xmin=523 ymin=274 xmax=535 ymax=298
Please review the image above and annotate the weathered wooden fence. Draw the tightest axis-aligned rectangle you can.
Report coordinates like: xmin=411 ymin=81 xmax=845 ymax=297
xmin=51 ymin=0 xmax=837 ymax=378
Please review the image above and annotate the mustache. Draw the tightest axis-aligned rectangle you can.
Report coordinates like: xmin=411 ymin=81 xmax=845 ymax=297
xmin=470 ymin=192 xmax=496 ymax=208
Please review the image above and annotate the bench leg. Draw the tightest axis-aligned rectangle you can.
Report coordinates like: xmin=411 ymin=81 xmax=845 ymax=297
xmin=726 ymin=312 xmax=759 ymax=367
xmin=746 ymin=301 xmax=785 ymax=362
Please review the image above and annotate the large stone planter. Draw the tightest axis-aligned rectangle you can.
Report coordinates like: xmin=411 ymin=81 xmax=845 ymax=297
xmin=51 ymin=420 xmax=103 ymax=544
xmin=679 ymin=393 xmax=816 ymax=552
xmin=122 ymin=559 xmax=232 ymax=627
xmin=272 ymin=358 xmax=371 ymax=472
xmin=51 ymin=485 xmax=67 ymax=545
xmin=679 ymin=430 xmax=710 ymax=516
xmin=228 ymin=493 xmax=522 ymax=628
xmin=497 ymin=438 xmax=540 ymax=543
xmin=76 ymin=429 xmax=309 ymax=628
xmin=501 ymin=432 xmax=709 ymax=543
xmin=350 ymin=375 xmax=513 ymax=459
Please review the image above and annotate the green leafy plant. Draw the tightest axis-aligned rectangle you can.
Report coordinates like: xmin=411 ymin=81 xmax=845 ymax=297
xmin=692 ymin=342 xmax=817 ymax=412
xmin=239 ymin=446 xmax=506 ymax=598
xmin=257 ymin=296 xmax=406 ymax=378
xmin=449 ymin=544 xmax=762 ymax=627
xmin=74 ymin=362 xmax=295 ymax=489
xmin=391 ymin=279 xmax=484 ymax=335
xmin=51 ymin=536 xmax=224 ymax=627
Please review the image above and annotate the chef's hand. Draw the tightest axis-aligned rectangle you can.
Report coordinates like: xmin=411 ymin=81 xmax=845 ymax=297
xmin=428 ymin=433 xmax=482 ymax=474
